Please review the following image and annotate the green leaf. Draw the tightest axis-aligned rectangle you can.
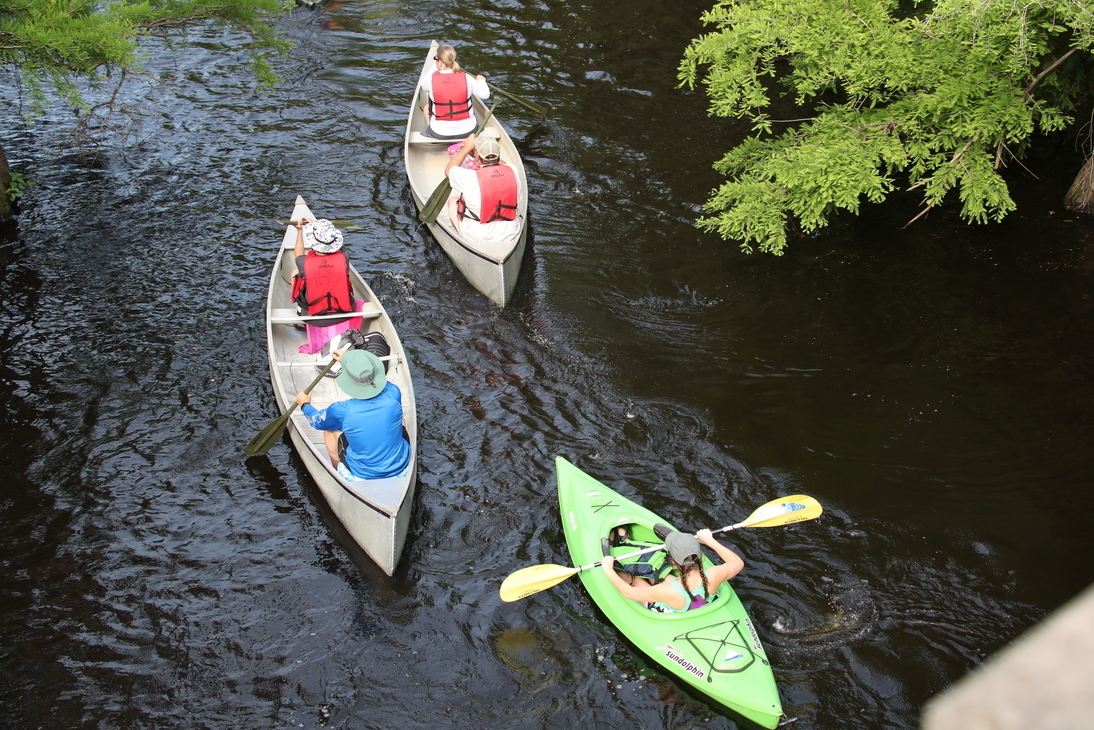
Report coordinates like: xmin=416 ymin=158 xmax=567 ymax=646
xmin=680 ymin=0 xmax=1094 ymax=253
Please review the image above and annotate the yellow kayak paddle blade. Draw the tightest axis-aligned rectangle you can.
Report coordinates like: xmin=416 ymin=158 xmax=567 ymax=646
xmin=499 ymin=564 xmax=580 ymax=602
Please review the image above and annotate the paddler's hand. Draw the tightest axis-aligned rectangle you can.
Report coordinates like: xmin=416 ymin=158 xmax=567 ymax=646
xmin=331 ymin=349 xmax=346 ymax=362
xmin=295 ymin=391 xmax=311 ymax=406
xmin=696 ymin=528 xmax=717 ymax=546
xmin=600 ymin=555 xmax=616 ymax=576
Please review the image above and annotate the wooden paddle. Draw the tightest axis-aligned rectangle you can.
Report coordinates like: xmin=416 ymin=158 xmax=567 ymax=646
xmin=498 ymin=495 xmax=823 ymax=602
xmin=418 ymin=102 xmax=497 ymax=224
xmin=243 ymin=359 xmax=336 ymax=456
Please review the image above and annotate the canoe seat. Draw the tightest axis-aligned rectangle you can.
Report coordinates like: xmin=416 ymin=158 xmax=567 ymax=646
xmin=275 ymin=353 xmax=398 ymax=368
xmin=407 ymin=127 xmax=501 ymax=145
xmin=270 ymin=308 xmax=381 ymax=324
xmin=407 ymin=132 xmax=450 ymax=145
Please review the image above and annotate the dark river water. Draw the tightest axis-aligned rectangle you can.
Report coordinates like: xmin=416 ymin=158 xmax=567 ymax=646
xmin=3 ymin=1 xmax=1094 ymax=728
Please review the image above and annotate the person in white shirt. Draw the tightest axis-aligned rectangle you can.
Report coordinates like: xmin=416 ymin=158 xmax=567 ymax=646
xmin=444 ymin=134 xmax=522 ymax=246
xmin=419 ymin=44 xmax=490 ymax=140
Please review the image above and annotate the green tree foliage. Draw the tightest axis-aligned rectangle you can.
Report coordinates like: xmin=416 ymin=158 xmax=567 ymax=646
xmin=679 ymin=0 xmax=1094 ymax=254
xmin=0 ymin=0 xmax=291 ymax=115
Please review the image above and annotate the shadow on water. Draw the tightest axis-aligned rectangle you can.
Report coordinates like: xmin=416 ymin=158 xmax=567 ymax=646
xmin=243 ymin=451 xmax=299 ymax=510
xmin=245 ymin=448 xmax=416 ymax=605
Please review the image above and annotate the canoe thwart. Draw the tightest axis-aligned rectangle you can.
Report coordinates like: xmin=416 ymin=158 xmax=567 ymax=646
xmin=407 ymin=127 xmax=501 ymax=145
xmin=270 ymin=307 xmax=382 ymax=323
xmin=275 ymin=353 xmax=399 ymax=368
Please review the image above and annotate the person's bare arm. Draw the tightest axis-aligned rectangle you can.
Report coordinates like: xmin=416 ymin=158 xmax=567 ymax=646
xmin=697 ymin=529 xmax=745 ymax=582
xmin=292 ymin=215 xmax=314 ymax=260
xmin=445 ymin=134 xmax=476 ymax=176
xmin=600 ymin=556 xmax=681 ymax=606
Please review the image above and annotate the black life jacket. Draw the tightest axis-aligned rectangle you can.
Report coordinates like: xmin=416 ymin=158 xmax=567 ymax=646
xmin=611 ymin=540 xmax=673 ymax=582
xmin=292 ymin=250 xmax=353 ymax=318
xmin=320 ymin=329 xmax=391 ymax=377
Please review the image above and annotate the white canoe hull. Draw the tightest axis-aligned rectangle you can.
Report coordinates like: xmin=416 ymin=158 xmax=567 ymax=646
xmin=263 ymin=195 xmax=418 ymax=575
xmin=403 ymin=40 xmax=529 ymax=307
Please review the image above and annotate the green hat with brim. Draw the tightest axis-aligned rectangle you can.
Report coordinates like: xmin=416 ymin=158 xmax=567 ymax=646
xmin=336 ymin=350 xmax=386 ymax=399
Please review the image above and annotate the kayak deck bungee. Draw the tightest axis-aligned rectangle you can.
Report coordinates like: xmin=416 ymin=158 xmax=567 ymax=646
xmin=556 ymin=456 xmax=783 ymax=729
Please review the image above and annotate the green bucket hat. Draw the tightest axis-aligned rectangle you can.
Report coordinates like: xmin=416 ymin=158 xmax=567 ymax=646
xmin=336 ymin=350 xmax=386 ymax=400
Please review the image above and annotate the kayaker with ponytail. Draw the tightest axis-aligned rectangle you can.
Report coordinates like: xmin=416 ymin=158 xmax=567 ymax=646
xmin=601 ymin=529 xmax=745 ymax=613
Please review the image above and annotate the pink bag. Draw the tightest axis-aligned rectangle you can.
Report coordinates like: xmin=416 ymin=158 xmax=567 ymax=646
xmin=297 ymin=299 xmax=365 ymax=355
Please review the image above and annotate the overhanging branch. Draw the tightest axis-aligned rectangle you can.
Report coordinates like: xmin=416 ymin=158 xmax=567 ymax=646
xmin=1025 ymin=48 xmax=1078 ymax=98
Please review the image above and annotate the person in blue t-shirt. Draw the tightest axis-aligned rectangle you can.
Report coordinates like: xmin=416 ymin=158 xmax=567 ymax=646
xmin=294 ymin=349 xmax=410 ymax=480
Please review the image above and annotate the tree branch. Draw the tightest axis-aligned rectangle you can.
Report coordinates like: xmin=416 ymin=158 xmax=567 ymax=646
xmin=907 ymin=139 xmax=975 ymax=191
xmin=1025 ymin=48 xmax=1077 ymax=97
xmin=903 ymin=206 xmax=932 ymax=228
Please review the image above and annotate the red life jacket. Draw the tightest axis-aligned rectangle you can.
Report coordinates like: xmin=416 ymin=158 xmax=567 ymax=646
xmin=430 ymin=71 xmax=471 ymax=121
xmin=457 ymin=165 xmax=518 ymax=223
xmin=291 ymin=250 xmax=354 ymax=318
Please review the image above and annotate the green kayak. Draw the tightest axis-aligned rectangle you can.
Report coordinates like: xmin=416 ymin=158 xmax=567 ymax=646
xmin=556 ymin=456 xmax=783 ymax=729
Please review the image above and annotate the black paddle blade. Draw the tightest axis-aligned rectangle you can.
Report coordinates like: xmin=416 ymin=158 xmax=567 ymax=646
xmin=276 ymin=219 xmax=362 ymax=231
xmin=243 ymin=411 xmax=291 ymax=456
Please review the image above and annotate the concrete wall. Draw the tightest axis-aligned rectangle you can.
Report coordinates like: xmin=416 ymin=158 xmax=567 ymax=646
xmin=922 ymin=582 xmax=1094 ymax=730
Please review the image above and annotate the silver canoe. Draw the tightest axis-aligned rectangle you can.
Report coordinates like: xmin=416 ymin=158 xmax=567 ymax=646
xmin=403 ymin=39 xmax=529 ymax=307
xmin=263 ymin=195 xmax=418 ymax=575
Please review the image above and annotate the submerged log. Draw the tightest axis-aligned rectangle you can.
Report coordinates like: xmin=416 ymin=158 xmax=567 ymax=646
xmin=1064 ymin=154 xmax=1094 ymax=214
